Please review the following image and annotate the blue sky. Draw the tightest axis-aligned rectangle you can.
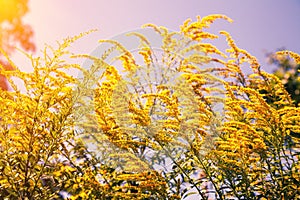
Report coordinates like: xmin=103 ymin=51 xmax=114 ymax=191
xmin=14 ymin=0 xmax=300 ymax=73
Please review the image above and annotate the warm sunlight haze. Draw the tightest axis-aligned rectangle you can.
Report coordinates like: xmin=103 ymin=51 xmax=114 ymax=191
xmin=0 ymin=1 xmax=299 ymax=199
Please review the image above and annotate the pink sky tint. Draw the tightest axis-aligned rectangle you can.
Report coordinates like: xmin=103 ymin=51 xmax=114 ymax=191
xmin=13 ymin=0 xmax=300 ymax=73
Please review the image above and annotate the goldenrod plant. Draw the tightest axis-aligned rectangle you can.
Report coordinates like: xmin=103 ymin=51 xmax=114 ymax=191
xmin=0 ymin=15 xmax=299 ymax=199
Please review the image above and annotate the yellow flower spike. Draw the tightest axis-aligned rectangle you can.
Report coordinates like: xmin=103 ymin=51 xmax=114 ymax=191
xmin=180 ymin=18 xmax=192 ymax=33
xmin=118 ymin=52 xmax=138 ymax=72
xmin=220 ymin=31 xmax=240 ymax=59
xmin=128 ymin=100 xmax=151 ymax=126
xmin=276 ymin=50 xmax=300 ymax=64
xmin=201 ymin=14 xmax=233 ymax=28
xmin=139 ymin=47 xmax=152 ymax=66
xmin=142 ymin=23 xmax=162 ymax=34
xmin=192 ymin=32 xmax=219 ymax=41
xmin=142 ymin=95 xmax=154 ymax=113
xmin=180 ymin=15 xmax=232 ymax=42
xmin=126 ymin=32 xmax=151 ymax=46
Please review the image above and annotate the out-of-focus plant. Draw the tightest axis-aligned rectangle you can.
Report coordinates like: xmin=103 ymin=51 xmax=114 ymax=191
xmin=0 ymin=0 xmax=35 ymax=90
xmin=267 ymin=49 xmax=300 ymax=106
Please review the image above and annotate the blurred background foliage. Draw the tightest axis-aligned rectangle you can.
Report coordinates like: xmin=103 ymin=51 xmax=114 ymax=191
xmin=268 ymin=50 xmax=300 ymax=106
xmin=0 ymin=0 xmax=35 ymax=90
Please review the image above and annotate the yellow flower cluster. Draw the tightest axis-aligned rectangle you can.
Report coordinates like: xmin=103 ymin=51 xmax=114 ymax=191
xmin=0 ymin=15 xmax=299 ymax=199
xmin=276 ymin=50 xmax=300 ymax=64
xmin=180 ymin=15 xmax=233 ymax=42
xmin=90 ymin=16 xmax=300 ymax=199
